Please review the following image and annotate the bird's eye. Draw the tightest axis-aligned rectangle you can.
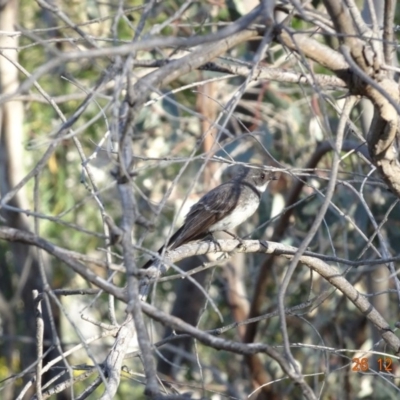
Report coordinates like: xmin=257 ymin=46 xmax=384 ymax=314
xmin=261 ymin=173 xmax=265 ymax=180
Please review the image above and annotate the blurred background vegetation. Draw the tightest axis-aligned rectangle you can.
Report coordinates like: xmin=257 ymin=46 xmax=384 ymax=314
xmin=1 ymin=0 xmax=400 ymax=399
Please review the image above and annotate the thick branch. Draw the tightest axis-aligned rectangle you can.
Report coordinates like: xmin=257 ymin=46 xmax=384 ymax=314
xmin=322 ymin=0 xmax=360 ymax=50
xmin=140 ymin=301 xmax=317 ymax=400
xmin=276 ymin=28 xmax=350 ymax=82
xmin=1 ymin=227 xmax=399 ymax=356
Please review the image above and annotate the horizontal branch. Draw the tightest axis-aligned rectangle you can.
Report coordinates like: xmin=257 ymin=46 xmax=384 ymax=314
xmin=131 ymin=59 xmax=347 ymax=90
xmin=139 ymin=300 xmax=316 ymax=399
xmin=1 ymin=226 xmax=399 ymax=355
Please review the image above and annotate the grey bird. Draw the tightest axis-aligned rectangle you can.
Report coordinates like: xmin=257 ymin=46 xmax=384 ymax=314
xmin=142 ymin=166 xmax=276 ymax=269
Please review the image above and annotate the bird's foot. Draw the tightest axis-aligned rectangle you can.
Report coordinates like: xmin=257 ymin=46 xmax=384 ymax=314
xmin=223 ymin=230 xmax=246 ymax=250
xmin=208 ymin=233 xmax=223 ymax=252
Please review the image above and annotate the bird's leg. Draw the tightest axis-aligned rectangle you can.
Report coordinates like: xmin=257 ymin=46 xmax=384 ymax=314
xmin=207 ymin=232 xmax=223 ymax=252
xmin=222 ymin=230 xmax=246 ymax=249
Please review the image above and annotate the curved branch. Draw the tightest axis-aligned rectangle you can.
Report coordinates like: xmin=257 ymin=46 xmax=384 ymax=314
xmin=141 ymin=239 xmax=400 ymax=356
xmin=1 ymin=226 xmax=399 ymax=356
xmin=322 ymin=0 xmax=400 ymax=199
xmin=276 ymin=27 xmax=350 ymax=82
xmin=140 ymin=301 xmax=317 ymax=400
xmin=244 ymin=139 xmax=371 ymax=345
xmin=322 ymin=0 xmax=361 ymax=53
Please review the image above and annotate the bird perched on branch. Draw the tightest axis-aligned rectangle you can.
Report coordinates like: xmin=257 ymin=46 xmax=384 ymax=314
xmin=142 ymin=165 xmax=276 ymax=269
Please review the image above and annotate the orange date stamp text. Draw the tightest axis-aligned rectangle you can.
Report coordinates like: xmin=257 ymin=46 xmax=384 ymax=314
xmin=352 ymin=357 xmax=393 ymax=372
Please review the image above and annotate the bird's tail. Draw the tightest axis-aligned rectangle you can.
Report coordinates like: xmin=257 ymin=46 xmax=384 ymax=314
xmin=141 ymin=244 xmax=165 ymax=269
xmin=141 ymin=226 xmax=184 ymax=269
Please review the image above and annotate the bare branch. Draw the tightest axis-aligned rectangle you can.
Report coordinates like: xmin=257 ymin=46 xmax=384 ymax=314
xmin=1 ymin=226 xmax=399 ymax=356
xmin=383 ymin=0 xmax=396 ymax=68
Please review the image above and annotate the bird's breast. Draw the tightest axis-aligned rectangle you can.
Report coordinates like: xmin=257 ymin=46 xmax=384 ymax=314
xmin=209 ymin=194 xmax=260 ymax=232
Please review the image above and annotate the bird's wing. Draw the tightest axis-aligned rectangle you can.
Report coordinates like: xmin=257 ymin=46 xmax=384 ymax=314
xmin=142 ymin=182 xmax=243 ymax=268
xmin=170 ymin=182 xmax=241 ymax=249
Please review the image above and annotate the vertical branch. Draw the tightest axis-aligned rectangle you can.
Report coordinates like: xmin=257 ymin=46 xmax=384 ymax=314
xmin=117 ymin=105 xmax=159 ymax=395
xmin=115 ymin=2 xmax=160 ymax=393
xmin=383 ymin=0 xmax=396 ymax=68
xmin=33 ymin=290 xmax=44 ymax=400
xmin=98 ymin=319 xmax=135 ymax=400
